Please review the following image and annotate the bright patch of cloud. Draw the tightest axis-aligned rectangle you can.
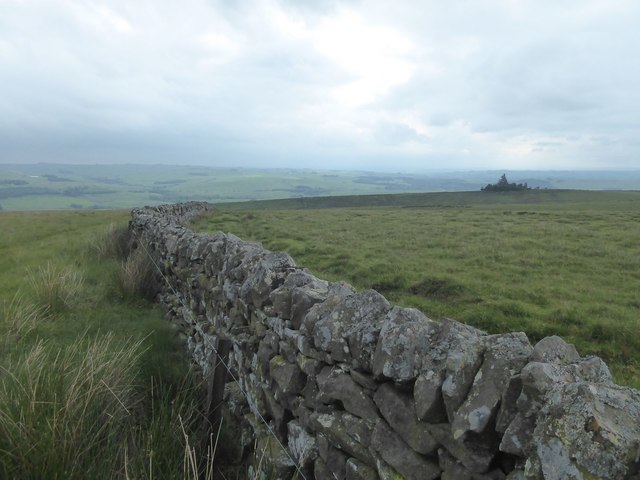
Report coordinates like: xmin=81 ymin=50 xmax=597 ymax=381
xmin=312 ymin=11 xmax=415 ymax=107
xmin=199 ymin=32 xmax=238 ymax=53
xmin=68 ymin=2 xmax=133 ymax=34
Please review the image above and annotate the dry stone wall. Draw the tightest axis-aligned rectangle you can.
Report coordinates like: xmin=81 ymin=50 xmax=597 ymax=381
xmin=130 ymin=202 xmax=640 ymax=480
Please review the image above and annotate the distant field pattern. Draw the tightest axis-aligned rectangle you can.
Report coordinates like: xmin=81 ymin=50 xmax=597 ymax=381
xmin=3 ymin=163 xmax=640 ymax=210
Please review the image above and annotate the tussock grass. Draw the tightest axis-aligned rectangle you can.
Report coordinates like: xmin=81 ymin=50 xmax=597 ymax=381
xmin=0 ymin=211 xmax=224 ymax=479
xmin=123 ymin=371 xmax=215 ymax=480
xmin=117 ymin=247 xmax=159 ymax=302
xmin=0 ymin=332 xmax=215 ymax=480
xmin=0 ymin=293 xmax=47 ymax=341
xmin=0 ymin=333 xmax=143 ymax=479
xmin=91 ymin=223 xmax=131 ymax=261
xmin=27 ymin=262 xmax=84 ymax=314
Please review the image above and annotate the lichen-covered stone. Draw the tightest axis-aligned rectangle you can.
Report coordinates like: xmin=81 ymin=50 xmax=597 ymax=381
xmin=241 ymin=372 xmax=266 ymax=419
xmin=266 ymin=316 xmax=286 ymax=339
xmin=310 ymin=411 xmax=375 ymax=465
xmin=291 ymin=399 xmax=315 ymax=432
xmin=201 ymin=232 xmax=227 ymax=276
xmin=344 ymin=290 xmax=391 ymax=372
xmin=529 ymin=335 xmax=580 ymax=365
xmin=438 ymin=319 xmax=487 ymax=420
xmin=269 ymin=355 xmax=306 ymax=395
xmin=495 ymin=374 xmax=523 ymax=434
xmin=501 ymin=355 xmax=614 ymax=458
xmin=269 ymin=269 xmax=325 ymax=320
xmin=370 ymin=455 xmax=404 ymax=480
xmin=373 ymin=382 xmax=439 ymax=454
xmin=278 ymin=339 xmax=297 ymax=364
xmin=303 ymin=289 xmax=389 ymax=367
xmin=428 ymin=423 xmax=496 ymax=473
xmin=295 ymin=352 xmax=325 ymax=376
xmin=372 ymin=306 xmax=440 ymax=382
xmin=223 ymin=235 xmax=265 ymax=284
xmin=451 ymin=332 xmax=532 ymax=439
xmin=527 ymin=357 xmax=612 ymax=412
xmin=257 ymin=331 xmax=279 ymax=376
xmin=302 ymin=295 xmax=352 ymax=362
xmin=295 ymin=334 xmax=333 ymax=364
xmin=414 ymin=370 xmax=447 ymax=423
xmin=370 ymin=418 xmax=441 ymax=480
xmin=316 ymin=366 xmax=379 ymax=419
xmin=263 ymin=386 xmax=286 ymax=433
xmin=290 ymin=284 xmax=330 ymax=329
xmin=500 ymin=412 xmax=535 ymax=456
xmin=287 ymin=420 xmax=318 ymax=469
xmin=302 ymin=376 xmax=325 ymax=410
xmin=525 ymin=382 xmax=640 ymax=480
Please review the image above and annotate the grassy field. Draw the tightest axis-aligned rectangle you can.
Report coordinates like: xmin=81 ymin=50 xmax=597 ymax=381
xmin=2 ymin=188 xmax=638 ymax=476
xmin=0 ymin=210 xmax=212 ymax=479
xmin=193 ymin=190 xmax=640 ymax=388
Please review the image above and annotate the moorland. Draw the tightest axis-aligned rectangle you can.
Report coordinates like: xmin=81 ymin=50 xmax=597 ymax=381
xmin=193 ymin=189 xmax=640 ymax=388
xmin=1 ymin=183 xmax=639 ymax=478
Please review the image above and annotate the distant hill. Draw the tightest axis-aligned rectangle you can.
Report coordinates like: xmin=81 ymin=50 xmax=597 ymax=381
xmin=1 ymin=163 xmax=639 ymax=211
xmin=217 ymin=189 xmax=640 ymax=211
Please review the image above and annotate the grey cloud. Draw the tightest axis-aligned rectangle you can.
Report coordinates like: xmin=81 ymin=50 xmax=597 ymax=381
xmin=375 ymin=122 xmax=427 ymax=146
xmin=0 ymin=0 xmax=639 ymax=171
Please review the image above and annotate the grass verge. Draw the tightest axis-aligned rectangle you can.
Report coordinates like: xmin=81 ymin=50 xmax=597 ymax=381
xmin=0 ymin=211 xmax=218 ymax=479
xmin=0 ymin=333 xmax=142 ymax=479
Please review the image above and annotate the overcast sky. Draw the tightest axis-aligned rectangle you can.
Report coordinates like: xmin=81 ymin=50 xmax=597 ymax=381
xmin=1 ymin=0 xmax=639 ymax=171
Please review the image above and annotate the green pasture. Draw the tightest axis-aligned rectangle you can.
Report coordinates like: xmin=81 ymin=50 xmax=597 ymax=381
xmin=0 ymin=164 xmax=409 ymax=210
xmin=193 ymin=190 xmax=640 ymax=388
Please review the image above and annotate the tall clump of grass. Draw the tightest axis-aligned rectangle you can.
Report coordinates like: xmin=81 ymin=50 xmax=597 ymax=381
xmin=117 ymin=247 xmax=159 ymax=302
xmin=92 ymin=223 xmax=131 ymax=261
xmin=0 ymin=333 xmax=144 ymax=479
xmin=124 ymin=373 xmax=217 ymax=480
xmin=1 ymin=293 xmax=47 ymax=341
xmin=87 ymin=222 xmax=159 ymax=302
xmin=27 ymin=262 xmax=84 ymax=314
